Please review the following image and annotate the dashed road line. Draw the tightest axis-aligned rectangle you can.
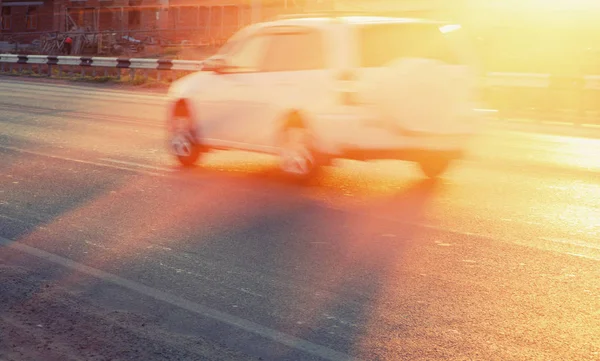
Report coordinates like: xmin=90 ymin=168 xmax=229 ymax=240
xmin=0 ymin=145 xmax=167 ymax=177
xmin=566 ymin=253 xmax=600 ymax=261
xmin=0 ymin=102 xmax=164 ymax=128
xmin=541 ymin=120 xmax=575 ymax=126
xmin=0 ymin=83 xmax=167 ymax=105
xmin=99 ymin=158 xmax=175 ymax=172
xmin=540 ymin=237 xmax=600 ymax=251
xmin=0 ymin=213 xmax=30 ymax=224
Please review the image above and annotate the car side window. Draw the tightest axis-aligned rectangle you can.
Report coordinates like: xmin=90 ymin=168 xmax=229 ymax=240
xmin=261 ymin=30 xmax=326 ymax=72
xmin=225 ymin=34 xmax=270 ymax=72
xmin=358 ymin=23 xmax=463 ymax=67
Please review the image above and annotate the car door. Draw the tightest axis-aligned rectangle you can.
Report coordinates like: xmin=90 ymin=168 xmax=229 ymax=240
xmin=239 ymin=26 xmax=332 ymax=148
xmin=192 ymin=31 xmax=270 ymax=145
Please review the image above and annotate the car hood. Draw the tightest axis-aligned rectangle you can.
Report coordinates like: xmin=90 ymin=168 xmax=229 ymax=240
xmin=167 ymin=71 xmax=213 ymax=100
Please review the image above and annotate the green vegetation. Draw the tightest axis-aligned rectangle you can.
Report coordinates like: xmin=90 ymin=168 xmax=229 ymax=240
xmin=0 ymin=67 xmax=183 ymax=88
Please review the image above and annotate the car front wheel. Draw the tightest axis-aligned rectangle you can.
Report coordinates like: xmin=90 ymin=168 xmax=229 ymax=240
xmin=169 ymin=115 xmax=203 ymax=167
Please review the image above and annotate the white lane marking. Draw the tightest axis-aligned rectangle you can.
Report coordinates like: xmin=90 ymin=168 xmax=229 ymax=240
xmin=0 ymin=236 xmax=359 ymax=361
xmin=99 ymin=158 xmax=175 ymax=172
xmin=156 ymin=262 xmax=266 ymax=299
xmin=0 ymin=213 xmax=29 ymax=224
xmin=0 ymin=89 xmax=167 ymax=110
xmin=0 ymin=146 xmax=167 ymax=177
xmin=0 ymin=104 xmax=165 ymax=129
xmin=83 ymin=240 xmax=111 ymax=250
xmin=505 ymin=118 xmax=535 ymax=123
xmin=540 ymin=237 xmax=600 ymax=251
xmin=3 ymin=144 xmax=598 ymax=262
xmin=566 ymin=253 xmax=600 ymax=261
xmin=0 ymin=83 xmax=166 ymax=102
xmin=541 ymin=121 xmax=575 ymax=126
xmin=323 ymin=202 xmax=600 ymax=262
xmin=0 ymin=91 xmax=166 ymax=110
xmin=391 ymin=217 xmax=599 ymax=262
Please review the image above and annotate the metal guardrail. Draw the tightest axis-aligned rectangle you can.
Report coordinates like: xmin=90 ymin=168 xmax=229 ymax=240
xmin=2 ymin=53 xmax=600 ymax=125
xmin=0 ymin=54 xmax=204 ymax=81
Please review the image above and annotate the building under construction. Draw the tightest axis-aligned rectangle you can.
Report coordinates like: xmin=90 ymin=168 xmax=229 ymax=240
xmin=0 ymin=0 xmax=332 ymax=43
xmin=0 ymin=0 xmax=338 ymax=54
xmin=2 ymin=0 xmax=600 ymax=74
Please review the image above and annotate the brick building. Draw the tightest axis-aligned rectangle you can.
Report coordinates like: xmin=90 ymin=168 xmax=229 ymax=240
xmin=4 ymin=0 xmax=599 ymax=71
xmin=161 ymin=0 xmax=333 ymax=44
xmin=0 ymin=0 xmax=168 ymax=36
xmin=0 ymin=0 xmax=57 ymax=34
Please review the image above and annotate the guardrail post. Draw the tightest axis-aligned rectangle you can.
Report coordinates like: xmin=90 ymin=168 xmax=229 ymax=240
xmin=116 ymin=58 xmax=131 ymax=81
xmin=17 ymin=55 xmax=27 ymax=73
xmin=157 ymin=59 xmax=173 ymax=83
xmin=81 ymin=57 xmax=93 ymax=78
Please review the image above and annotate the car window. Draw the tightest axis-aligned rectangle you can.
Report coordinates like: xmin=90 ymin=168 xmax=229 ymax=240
xmin=226 ymin=34 xmax=270 ymax=71
xmin=261 ymin=29 xmax=326 ymax=72
xmin=217 ymin=25 xmax=254 ymax=56
xmin=357 ymin=23 xmax=466 ymax=67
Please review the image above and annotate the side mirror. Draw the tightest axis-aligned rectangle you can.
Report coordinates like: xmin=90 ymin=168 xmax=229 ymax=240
xmin=202 ymin=57 xmax=228 ymax=74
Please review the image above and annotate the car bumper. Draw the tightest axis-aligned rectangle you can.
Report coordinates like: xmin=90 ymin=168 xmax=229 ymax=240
xmin=339 ymin=146 xmax=466 ymax=162
xmin=310 ymin=110 xmax=478 ymax=156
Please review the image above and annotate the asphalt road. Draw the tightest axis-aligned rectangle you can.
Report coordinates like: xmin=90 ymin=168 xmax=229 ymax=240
xmin=1 ymin=78 xmax=599 ymax=361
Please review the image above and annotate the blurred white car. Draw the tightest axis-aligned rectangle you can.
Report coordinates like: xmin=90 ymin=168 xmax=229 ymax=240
xmin=166 ymin=13 xmax=481 ymax=180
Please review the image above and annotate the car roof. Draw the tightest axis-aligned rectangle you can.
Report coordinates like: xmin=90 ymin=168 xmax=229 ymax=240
xmin=262 ymin=15 xmax=448 ymax=28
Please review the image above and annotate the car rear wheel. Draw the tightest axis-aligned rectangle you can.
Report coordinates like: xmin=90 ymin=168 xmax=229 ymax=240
xmin=417 ymin=154 xmax=452 ymax=179
xmin=279 ymin=127 xmax=321 ymax=182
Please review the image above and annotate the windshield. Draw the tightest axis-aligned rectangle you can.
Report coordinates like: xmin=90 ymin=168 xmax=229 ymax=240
xmin=216 ymin=24 xmax=259 ymax=56
xmin=357 ymin=22 xmax=469 ymax=67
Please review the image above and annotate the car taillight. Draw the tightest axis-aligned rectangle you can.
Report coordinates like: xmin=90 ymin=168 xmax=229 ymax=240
xmin=336 ymin=70 xmax=356 ymax=82
xmin=336 ymin=70 xmax=358 ymax=106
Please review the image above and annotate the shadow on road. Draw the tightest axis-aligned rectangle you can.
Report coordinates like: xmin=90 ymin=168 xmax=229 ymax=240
xmin=1 ymin=145 xmax=444 ymax=359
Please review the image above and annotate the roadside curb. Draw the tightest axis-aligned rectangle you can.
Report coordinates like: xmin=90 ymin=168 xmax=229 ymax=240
xmin=0 ymin=73 xmax=169 ymax=94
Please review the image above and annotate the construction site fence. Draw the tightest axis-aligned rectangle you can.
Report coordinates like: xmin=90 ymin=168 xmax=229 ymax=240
xmin=0 ymin=28 xmax=238 ymax=42
xmin=2 ymin=54 xmax=600 ymax=126
xmin=0 ymin=27 xmax=237 ymax=56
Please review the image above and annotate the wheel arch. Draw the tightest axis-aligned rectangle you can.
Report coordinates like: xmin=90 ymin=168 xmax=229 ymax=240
xmin=169 ymin=97 xmax=202 ymax=141
xmin=275 ymin=108 xmax=334 ymax=163
xmin=276 ymin=108 xmax=313 ymax=143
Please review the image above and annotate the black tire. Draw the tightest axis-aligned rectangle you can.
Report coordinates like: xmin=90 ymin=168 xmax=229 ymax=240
xmin=279 ymin=127 xmax=322 ymax=183
xmin=169 ymin=115 xmax=203 ymax=167
xmin=174 ymin=132 xmax=202 ymax=167
xmin=418 ymin=154 xmax=452 ymax=179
